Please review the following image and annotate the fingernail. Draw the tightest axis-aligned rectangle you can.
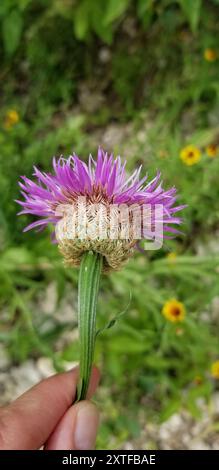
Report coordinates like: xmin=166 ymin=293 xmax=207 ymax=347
xmin=74 ymin=402 xmax=99 ymax=450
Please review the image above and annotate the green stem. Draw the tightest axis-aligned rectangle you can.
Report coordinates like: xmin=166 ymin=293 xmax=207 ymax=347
xmin=77 ymin=250 xmax=103 ymax=401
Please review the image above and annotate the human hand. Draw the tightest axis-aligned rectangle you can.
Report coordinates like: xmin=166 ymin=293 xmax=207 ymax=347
xmin=0 ymin=366 xmax=100 ymax=450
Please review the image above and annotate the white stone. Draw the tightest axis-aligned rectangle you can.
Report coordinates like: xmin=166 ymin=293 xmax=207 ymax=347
xmin=40 ymin=282 xmax=57 ymax=315
xmin=189 ymin=440 xmax=211 ymax=450
xmin=10 ymin=360 xmax=42 ymax=398
xmin=160 ymin=413 xmax=183 ymax=435
xmin=99 ymin=48 xmax=111 ymax=63
xmin=212 ymin=393 xmax=219 ymax=414
xmin=63 ymin=361 xmax=78 ymax=371
xmin=36 ymin=357 xmax=55 ymax=378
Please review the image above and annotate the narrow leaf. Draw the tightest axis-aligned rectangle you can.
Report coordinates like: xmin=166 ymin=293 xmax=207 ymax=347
xmin=96 ymin=292 xmax=132 ymax=337
xmin=179 ymin=0 xmax=202 ymax=33
xmin=104 ymin=0 xmax=130 ymax=25
xmin=2 ymin=9 xmax=23 ymax=56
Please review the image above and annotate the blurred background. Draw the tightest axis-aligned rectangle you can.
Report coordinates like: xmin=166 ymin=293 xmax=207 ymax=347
xmin=0 ymin=0 xmax=219 ymax=449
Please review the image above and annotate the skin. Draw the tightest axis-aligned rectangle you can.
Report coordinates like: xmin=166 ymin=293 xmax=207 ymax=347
xmin=0 ymin=366 xmax=100 ymax=450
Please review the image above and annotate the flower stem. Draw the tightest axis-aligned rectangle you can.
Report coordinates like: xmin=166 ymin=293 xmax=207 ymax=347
xmin=76 ymin=250 xmax=103 ymax=401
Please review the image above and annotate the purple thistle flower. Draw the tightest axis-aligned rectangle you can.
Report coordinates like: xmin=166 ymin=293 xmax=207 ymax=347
xmin=16 ymin=148 xmax=186 ymax=270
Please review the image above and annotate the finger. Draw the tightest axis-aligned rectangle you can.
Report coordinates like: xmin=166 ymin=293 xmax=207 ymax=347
xmin=0 ymin=366 xmax=100 ymax=450
xmin=45 ymin=401 xmax=99 ymax=450
xmin=45 ymin=367 xmax=100 ymax=450
xmin=86 ymin=366 xmax=100 ymax=399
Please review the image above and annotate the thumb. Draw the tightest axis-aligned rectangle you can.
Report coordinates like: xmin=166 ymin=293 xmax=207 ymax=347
xmin=45 ymin=400 xmax=99 ymax=450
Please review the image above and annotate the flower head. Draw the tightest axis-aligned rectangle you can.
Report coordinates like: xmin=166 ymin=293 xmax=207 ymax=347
xmin=180 ymin=145 xmax=201 ymax=166
xmin=3 ymin=109 xmax=19 ymax=130
xmin=16 ymin=148 xmax=185 ymax=270
xmin=162 ymin=299 xmax=185 ymax=323
xmin=211 ymin=360 xmax=219 ymax=379
xmin=204 ymin=48 xmax=217 ymax=62
xmin=206 ymin=144 xmax=217 ymax=158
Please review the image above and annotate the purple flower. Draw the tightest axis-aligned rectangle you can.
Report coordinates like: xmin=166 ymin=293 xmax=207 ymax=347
xmin=16 ymin=148 xmax=185 ymax=270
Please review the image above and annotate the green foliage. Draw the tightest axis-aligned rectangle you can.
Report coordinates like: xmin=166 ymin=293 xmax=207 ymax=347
xmin=0 ymin=0 xmax=219 ymax=449
xmin=104 ymin=0 xmax=130 ymax=25
xmin=2 ymin=9 xmax=23 ymax=56
xmin=179 ymin=0 xmax=202 ymax=33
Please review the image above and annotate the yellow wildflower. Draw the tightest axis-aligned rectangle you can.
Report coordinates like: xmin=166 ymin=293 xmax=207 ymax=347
xmin=180 ymin=145 xmax=201 ymax=166
xmin=162 ymin=299 xmax=185 ymax=323
xmin=204 ymin=48 xmax=217 ymax=62
xmin=206 ymin=144 xmax=217 ymax=158
xmin=166 ymin=252 xmax=177 ymax=263
xmin=3 ymin=109 xmax=19 ymax=130
xmin=211 ymin=360 xmax=219 ymax=379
